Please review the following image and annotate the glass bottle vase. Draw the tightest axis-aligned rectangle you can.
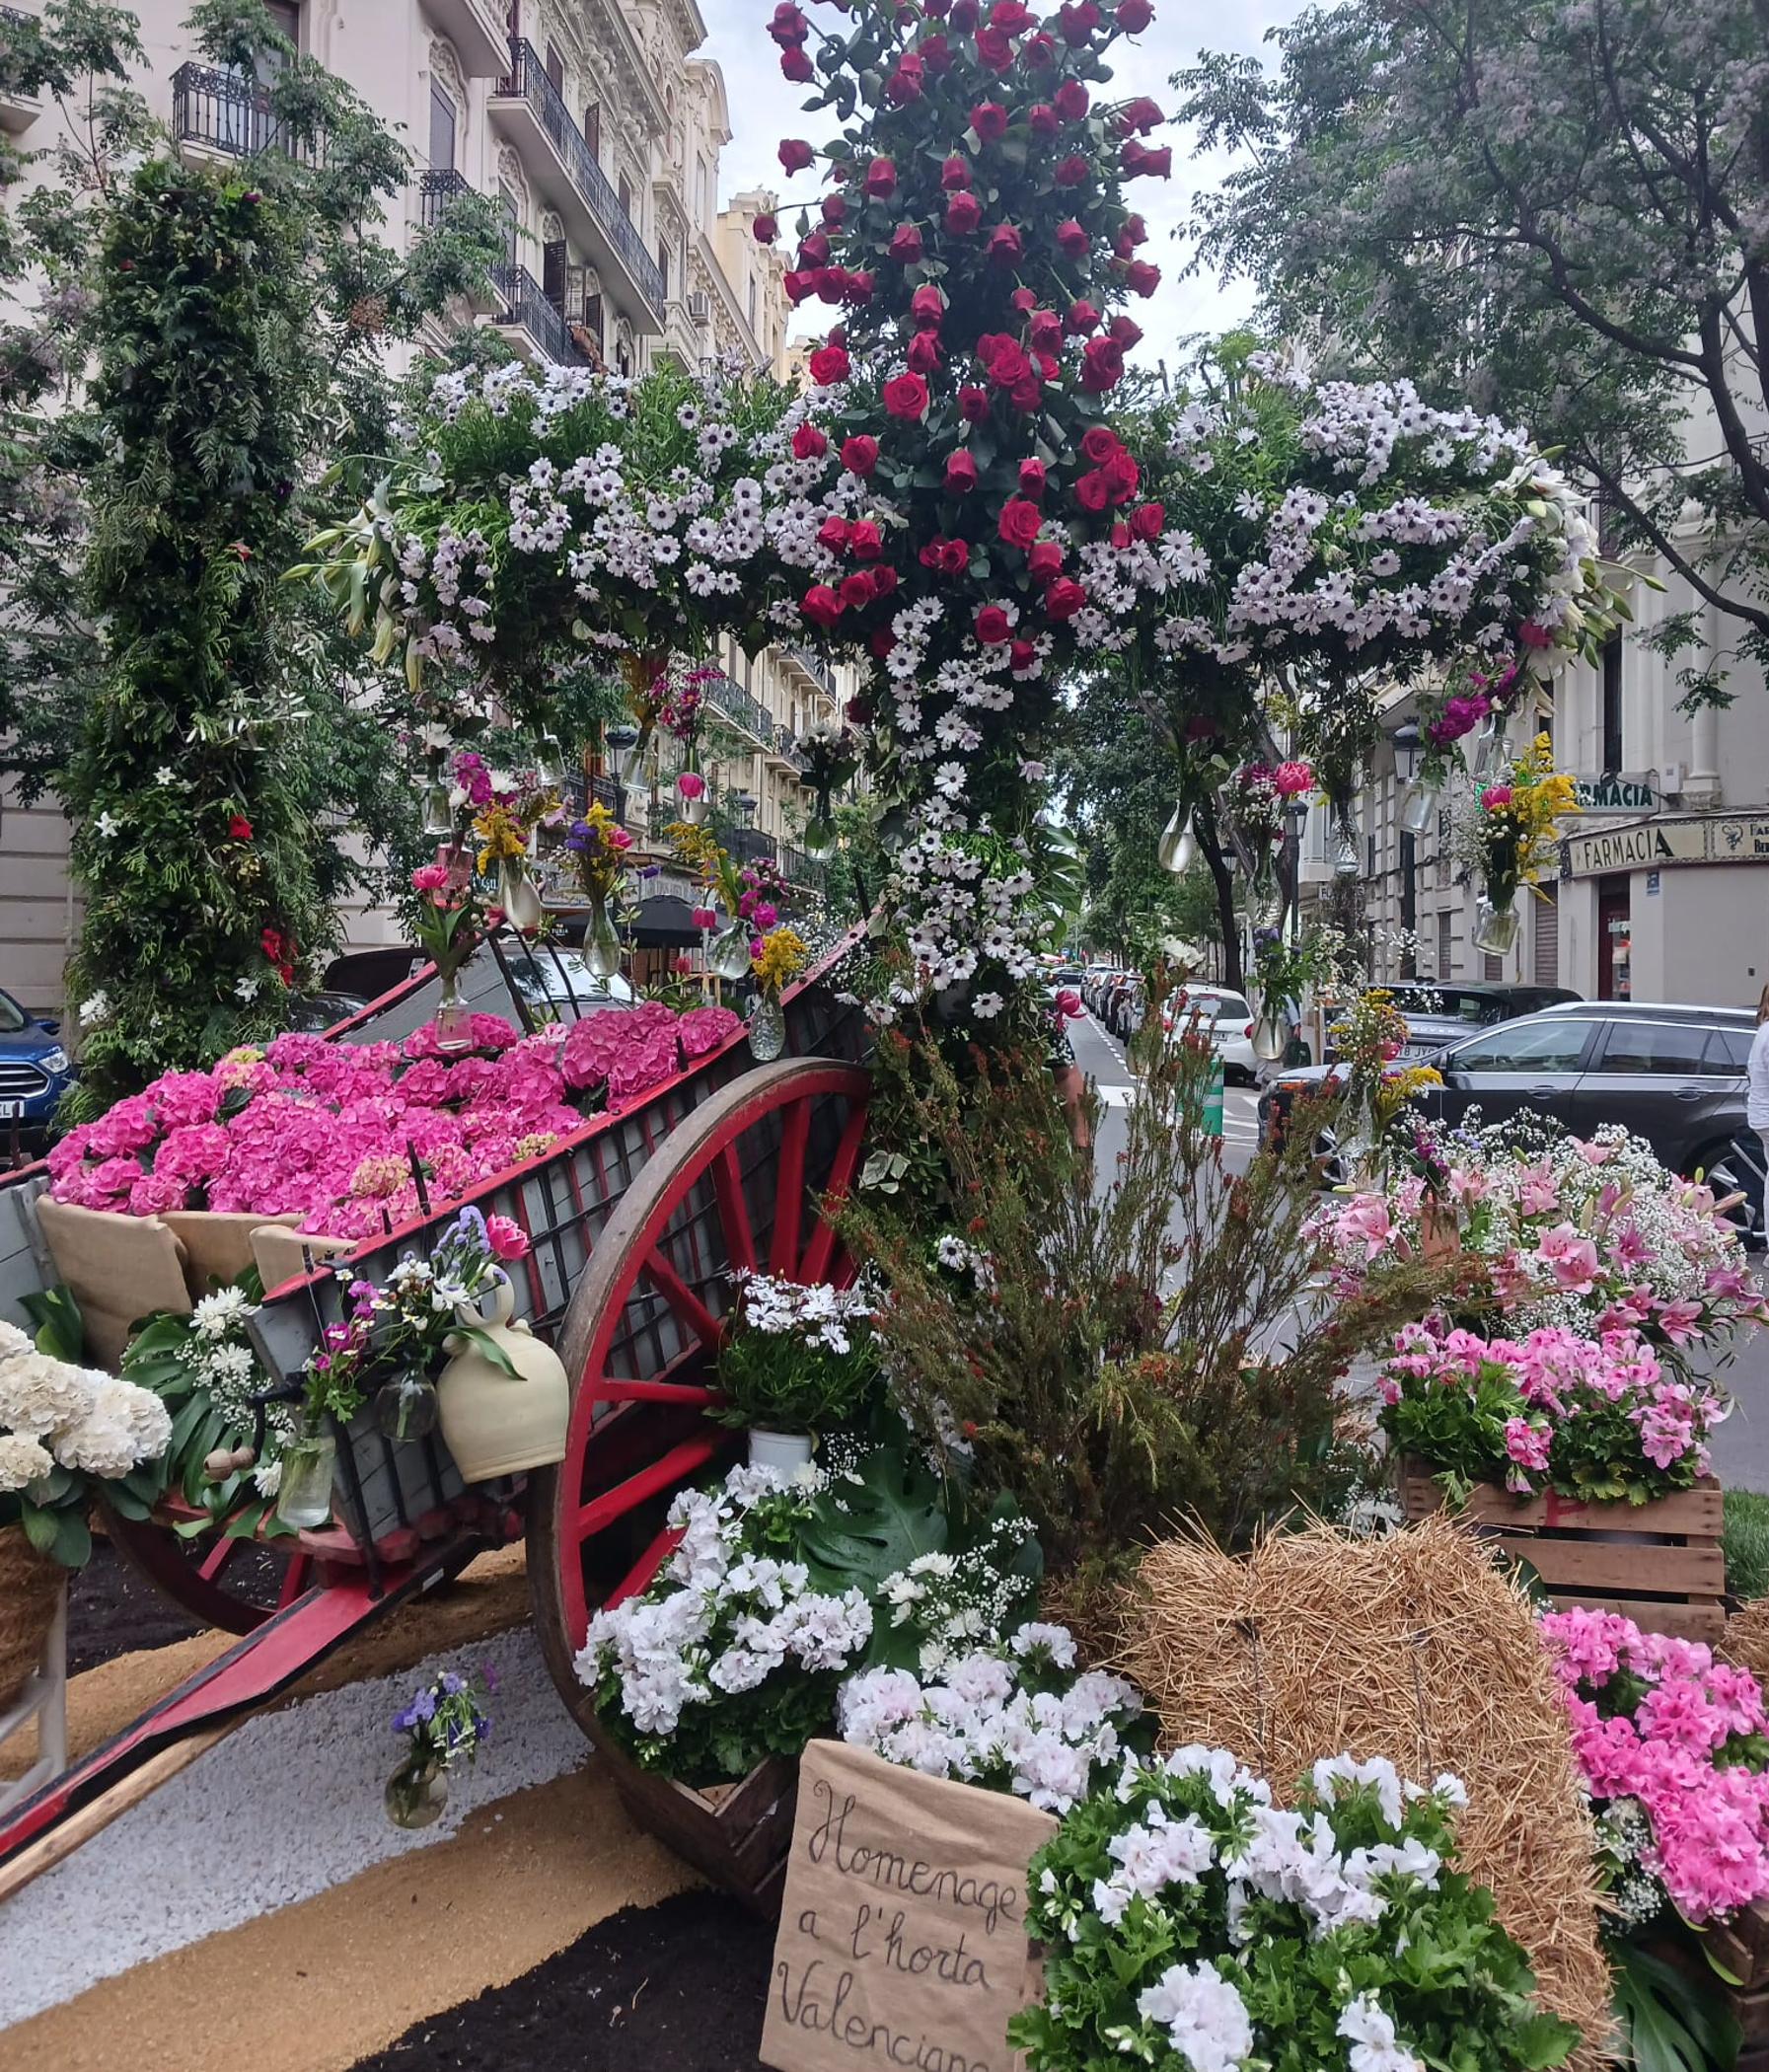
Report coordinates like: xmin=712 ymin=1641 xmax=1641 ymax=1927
xmin=275 ymin=1429 xmax=335 ymax=1530
xmin=1399 ymin=778 xmax=1439 ymax=837
xmin=707 ymin=918 xmax=754 ymax=983
xmin=1472 ymin=892 xmax=1520 ymax=955
xmin=498 ymin=859 xmax=544 ymax=935
xmin=1156 ymin=802 xmax=1196 ymax=875
xmin=583 ymin=891 xmax=622 ymax=978
xmin=748 ymin=991 xmax=786 ymax=1061
xmin=433 ymin=969 xmax=474 ymax=1054
xmin=374 ymin=1370 xmax=439 ymax=1444
xmin=385 ymin=1752 xmax=448 ymax=1830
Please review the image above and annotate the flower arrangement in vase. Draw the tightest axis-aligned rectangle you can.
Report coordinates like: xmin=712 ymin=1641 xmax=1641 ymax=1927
xmin=454 ymin=750 xmax=561 ymax=935
xmin=794 ymin=716 xmax=858 ymax=858
xmin=386 ymin=1662 xmax=495 ymax=1827
xmin=407 ymin=850 xmax=494 ymax=1052
xmin=747 ymin=925 xmax=808 ymax=1060
xmin=1454 ymin=732 xmax=1579 ymax=954
xmin=654 ymin=659 xmax=719 ymax=826
xmin=563 ymin=799 xmax=634 ymax=976
xmin=670 ymin=822 xmax=755 ymax=982
xmin=712 ymin=1271 xmax=878 ymax=1471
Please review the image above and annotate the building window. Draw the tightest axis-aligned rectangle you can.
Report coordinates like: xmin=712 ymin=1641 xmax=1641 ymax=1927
xmin=583 ymin=101 xmax=600 ymax=159
xmin=429 ymin=81 xmax=457 ymax=171
xmin=618 ymin=173 xmax=632 ymax=218
xmin=267 ymin=0 xmax=299 ymax=52
xmin=498 ymin=188 xmax=519 ymax=266
xmin=658 ymin=242 xmax=669 ymax=299
xmin=1437 ymin=908 xmax=1453 ymax=979
xmin=1601 ymin=636 xmax=1623 ymax=774
xmin=544 ymin=40 xmax=564 ymax=93
xmin=747 ymin=274 xmax=758 ymax=329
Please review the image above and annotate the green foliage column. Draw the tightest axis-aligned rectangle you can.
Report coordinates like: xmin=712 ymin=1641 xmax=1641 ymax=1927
xmin=62 ymin=159 xmax=331 ymax=1113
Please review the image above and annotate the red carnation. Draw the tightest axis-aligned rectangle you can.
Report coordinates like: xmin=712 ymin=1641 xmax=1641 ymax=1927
xmin=779 ymin=44 xmax=814 ymax=81
xmin=1055 ymin=217 xmax=1089 ymax=258
xmin=941 ymin=154 xmax=972 ymax=191
xmin=229 ymin=815 xmax=254 ymax=841
xmin=1054 ymin=79 xmax=1090 ymax=119
xmin=1080 ymin=424 xmax=1121 ymax=462
xmin=889 ymin=222 xmax=925 ymax=261
xmin=1116 ymin=94 xmax=1163 ymax=133
xmin=997 ymin=497 xmax=1043 ymax=549
xmin=778 ymin=138 xmax=814 ymax=174
xmin=1019 ymin=457 xmax=1048 ymax=497
xmin=1028 ymin=102 xmax=1059 ymax=137
xmin=808 ymin=343 xmax=851 ymax=385
xmin=1044 ymin=576 xmax=1087 ymax=619
xmin=818 ymin=515 xmax=851 ymax=552
xmin=958 ymin=385 xmax=991 ymax=422
xmin=975 ymin=605 xmax=1012 ymax=644
xmin=1074 ymin=469 xmax=1111 ymax=512
xmin=864 ymin=156 xmax=898 ymax=198
xmin=1115 ymin=0 xmax=1154 ymax=29
xmin=975 ymin=25 xmax=1014 ymax=68
xmin=802 ymin=585 xmax=845 ymax=629
xmin=768 ymin=2 xmax=809 ymax=43
xmin=911 ymin=284 xmax=946 ymax=328
xmin=1079 ymin=335 xmax=1126 ymax=392
xmin=907 ymin=331 xmax=942 ymax=374
xmin=887 ymin=55 xmax=924 ymax=102
xmin=1027 ymin=539 xmax=1065 ymax=580
xmin=1066 ymin=298 xmax=1100 ymax=333
xmin=1109 ymin=314 xmax=1144 ymax=348
xmin=793 ymin=424 xmax=828 ymax=460
xmin=988 ymin=223 xmax=1024 ymax=264
xmin=1124 ymin=259 xmax=1161 ymax=297
xmin=945 ymin=191 xmax=982 ymax=234
xmin=1059 ymin=0 xmax=1101 ymax=37
xmin=970 ymin=101 xmax=1008 ymax=140
xmin=883 ymin=371 xmax=930 ymax=421
xmin=1131 ymin=501 xmax=1165 ymax=540
xmin=1053 ymin=154 xmax=1090 ymax=186
xmin=946 ymin=449 xmax=980 ymax=493
xmin=841 ymin=434 xmax=879 ymax=476
xmin=753 ymin=213 xmax=777 ymax=245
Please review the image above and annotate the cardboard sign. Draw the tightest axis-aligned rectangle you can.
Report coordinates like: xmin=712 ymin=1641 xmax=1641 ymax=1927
xmin=761 ymin=1740 xmax=1058 ymax=2072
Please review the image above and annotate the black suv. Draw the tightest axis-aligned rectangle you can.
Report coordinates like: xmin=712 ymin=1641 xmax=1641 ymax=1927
xmin=1261 ymin=999 xmax=1765 ymax=1241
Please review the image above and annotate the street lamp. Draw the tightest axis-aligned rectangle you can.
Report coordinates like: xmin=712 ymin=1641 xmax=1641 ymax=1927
xmin=1392 ymin=718 xmax=1438 ymax=837
xmin=734 ymin=790 xmax=759 ymax=822
xmin=604 ymin=721 xmax=640 ymax=824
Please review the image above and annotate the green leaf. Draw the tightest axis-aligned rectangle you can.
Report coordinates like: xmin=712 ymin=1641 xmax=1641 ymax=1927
xmin=1612 ymin=1940 xmax=1739 ymax=2072
xmin=800 ymin=1445 xmax=950 ymax=1596
xmin=51 ymin=1509 xmax=92 ymax=1569
xmin=449 ymin=1324 xmax=522 ymax=1376
xmin=19 ymin=1500 xmax=61 ymax=1555
xmin=22 ymin=1285 xmax=86 ymax=1365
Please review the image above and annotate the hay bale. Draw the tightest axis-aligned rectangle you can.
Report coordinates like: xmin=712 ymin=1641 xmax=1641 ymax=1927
xmin=1108 ymin=1515 xmax=1612 ymax=2057
xmin=1721 ymin=1597 xmax=1769 ymax=1688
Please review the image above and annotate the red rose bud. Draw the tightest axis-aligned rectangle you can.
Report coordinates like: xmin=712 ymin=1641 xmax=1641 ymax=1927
xmin=1020 ymin=32 xmax=1056 ymax=65
xmin=970 ymin=101 xmax=1008 ymax=140
xmin=816 ymin=269 xmax=847 ymax=304
xmin=924 ymin=0 xmax=951 ymax=16
xmin=783 ymin=270 xmax=816 ymax=304
xmin=1036 ymin=349 xmax=1061 ymax=381
xmin=779 ymin=43 xmax=815 ymax=80
xmin=1027 ymin=539 xmax=1065 ymax=580
xmin=1059 ymin=0 xmax=1101 ymax=38
xmin=919 ymin=30 xmax=954 ymax=70
xmin=883 ymin=371 xmax=930 ymax=420
xmin=946 ymin=449 xmax=980 ymax=492
xmin=1028 ymin=102 xmax=1059 ymax=136
xmin=1075 ymin=469 xmax=1111 ymax=512
xmin=1111 ymin=520 xmax=1131 ymax=549
xmin=229 ymin=815 xmax=254 ymax=840
xmin=945 ymin=191 xmax=983 ymax=234
xmin=1044 ymin=576 xmax=1087 ymax=619
xmin=1081 ymin=337 xmax=1127 ymax=391
xmin=1131 ymin=500 xmax=1165 ymax=540
xmin=1105 ymin=450 xmax=1141 ymax=499
xmin=818 ymin=514 xmax=851 ymax=551
xmin=911 ymin=283 xmax=946 ymax=327
xmin=1019 ymin=457 xmax=1048 ymax=497
xmin=872 ymin=563 xmax=900 ymax=598
xmin=938 ymin=537 xmax=971 ymax=574
xmin=863 ymin=156 xmax=898 ymax=197
xmin=889 ymin=221 xmax=926 ymax=260
xmin=1008 ymin=374 xmax=1042 ymax=409
xmin=1080 ymin=423 xmax=1121 ymax=462
xmin=820 ymin=194 xmax=848 ymax=229
xmin=975 ymin=605 xmax=1012 ymax=644
xmin=1055 ymin=217 xmax=1089 ymax=258
xmin=768 ymin=1 xmax=809 ymax=43
xmin=778 ymin=138 xmax=814 ymax=174
xmin=1108 ymin=313 xmax=1143 ymax=348
xmin=839 ymin=572 xmax=874 ymax=609
xmin=940 ymin=154 xmax=972 ymax=190
xmin=997 ymin=496 xmax=1043 ymax=548
xmin=793 ymin=423 xmax=829 ymax=459
xmin=975 ymin=25 xmax=1013 ymax=68
xmin=1123 ymin=139 xmax=1171 ymax=176
xmin=1113 ymin=228 xmax=1137 ymax=259
xmin=1054 ymin=79 xmax=1090 ymax=119
xmin=958 ymin=384 xmax=991 ymax=422
xmin=1066 ymin=298 xmax=1100 ymax=333
xmin=886 ymin=55 xmax=924 ymax=102
xmin=907 ymin=329 xmax=942 ymax=373
xmin=808 ymin=342 xmax=851 ymax=384
xmin=1116 ymin=94 xmax=1163 ymax=133
xmin=988 ymin=222 xmax=1024 ymax=263
xmin=1115 ymin=0 xmax=1154 ymax=29
xmin=800 ymin=231 xmax=832 ymax=265
xmin=1010 ymin=286 xmax=1039 ymax=313
xmin=919 ymin=538 xmax=948 ymax=569
xmin=1054 ymin=153 xmax=1090 ymax=186
xmin=802 ymin=585 xmax=845 ymax=628
xmin=1009 ymin=637 xmax=1038 ymax=671
xmin=1125 ymin=259 xmax=1160 ymax=296
xmin=844 ymin=269 xmax=876 ymax=305
xmin=753 ymin=213 xmax=778 ymax=244
xmin=1028 ymin=310 xmax=1064 ymax=351
xmin=841 ymin=434 xmax=879 ymax=476
xmin=1124 ymin=212 xmax=1148 ymax=244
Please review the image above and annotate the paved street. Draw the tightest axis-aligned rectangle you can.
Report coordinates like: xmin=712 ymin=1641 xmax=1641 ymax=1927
xmin=1069 ymin=1010 xmax=1769 ymax=1494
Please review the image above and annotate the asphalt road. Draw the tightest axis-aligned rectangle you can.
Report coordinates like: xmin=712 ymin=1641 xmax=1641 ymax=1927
xmin=1068 ymin=1009 xmax=1769 ymax=1495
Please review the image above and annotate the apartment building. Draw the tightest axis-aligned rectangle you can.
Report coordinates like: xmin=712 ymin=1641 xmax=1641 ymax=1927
xmin=0 ymin=0 xmax=853 ymax=1007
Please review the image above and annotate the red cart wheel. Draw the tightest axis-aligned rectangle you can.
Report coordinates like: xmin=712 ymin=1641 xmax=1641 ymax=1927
xmin=105 ymin=1501 xmax=315 ymax=1636
xmin=529 ymin=1057 xmax=870 ymax=1718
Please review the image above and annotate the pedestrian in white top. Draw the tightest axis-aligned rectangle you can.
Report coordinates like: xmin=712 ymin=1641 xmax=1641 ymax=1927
xmin=1748 ymin=982 xmax=1769 ymax=1176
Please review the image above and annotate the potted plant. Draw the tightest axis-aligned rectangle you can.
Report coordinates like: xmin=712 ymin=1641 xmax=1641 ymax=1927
xmin=711 ymin=1272 xmax=878 ymax=1472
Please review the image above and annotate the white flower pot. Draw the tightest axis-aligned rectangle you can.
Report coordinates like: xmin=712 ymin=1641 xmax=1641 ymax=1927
xmin=747 ymin=1429 xmax=814 ymax=1475
xmin=436 ymin=1276 xmax=569 ymax=1482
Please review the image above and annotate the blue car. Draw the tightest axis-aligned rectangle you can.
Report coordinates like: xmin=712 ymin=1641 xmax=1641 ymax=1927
xmin=0 ymin=987 xmax=75 ymax=1152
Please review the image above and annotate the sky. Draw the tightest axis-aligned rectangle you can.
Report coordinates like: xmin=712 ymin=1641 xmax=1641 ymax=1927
xmin=695 ymin=0 xmax=1307 ymax=374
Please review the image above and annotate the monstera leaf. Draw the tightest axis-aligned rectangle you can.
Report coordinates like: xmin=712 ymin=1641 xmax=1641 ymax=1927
xmin=801 ymin=1445 xmax=951 ymax=1598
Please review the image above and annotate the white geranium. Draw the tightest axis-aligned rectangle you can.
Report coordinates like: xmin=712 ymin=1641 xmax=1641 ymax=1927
xmin=1136 ymin=1960 xmax=1253 ymax=2072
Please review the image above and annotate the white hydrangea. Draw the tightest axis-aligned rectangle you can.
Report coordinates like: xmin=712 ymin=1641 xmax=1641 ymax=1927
xmin=0 ymin=1348 xmax=97 ymax=1438
xmin=0 ymin=1430 xmax=54 ymax=1494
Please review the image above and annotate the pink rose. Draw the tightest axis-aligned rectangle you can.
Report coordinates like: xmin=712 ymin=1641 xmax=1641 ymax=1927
xmin=678 ymin=772 xmax=706 ymax=800
xmin=411 ymin=862 xmax=450 ymax=893
xmin=484 ymin=1214 xmax=530 ymax=1261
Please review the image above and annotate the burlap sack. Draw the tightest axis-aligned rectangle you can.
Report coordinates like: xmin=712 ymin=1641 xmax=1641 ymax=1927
xmin=163 ymin=1210 xmax=303 ymax=1298
xmin=250 ymin=1222 xmax=354 ymax=1295
xmin=34 ymin=1197 xmax=191 ymax=1370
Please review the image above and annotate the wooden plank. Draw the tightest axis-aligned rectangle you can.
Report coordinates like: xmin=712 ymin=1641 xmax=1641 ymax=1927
xmin=1548 ymin=1594 xmax=1727 ymax=1645
xmin=1402 ymin=1468 xmax=1723 ymax=1537
xmin=1501 ymin=1536 xmax=1726 ymax=1596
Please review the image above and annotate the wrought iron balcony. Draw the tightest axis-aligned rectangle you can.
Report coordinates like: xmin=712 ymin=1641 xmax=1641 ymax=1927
xmin=493 ymin=39 xmax=664 ymax=319
xmin=702 ymin=667 xmax=775 ymax=747
xmin=787 ymin=645 xmax=838 ymax=699
xmin=779 ymin=845 xmax=831 ymax=895
xmin=773 ymin=723 xmax=808 ymax=774
xmin=728 ymin=827 xmax=778 ymax=867
xmin=171 ymin=61 xmax=321 ymax=164
xmin=489 ymin=259 xmax=594 ymax=369
xmin=418 ymin=167 xmax=474 ymax=230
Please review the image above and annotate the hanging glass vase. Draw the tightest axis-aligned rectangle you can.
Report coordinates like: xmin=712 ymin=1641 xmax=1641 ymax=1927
xmin=1472 ymin=892 xmax=1521 ymax=956
xmin=1399 ymin=777 xmax=1440 ymax=837
xmin=374 ymin=1370 xmax=439 ymax=1444
xmin=419 ymin=752 xmax=454 ymax=838
xmin=803 ymin=786 xmax=838 ymax=859
xmin=1156 ymin=802 xmax=1197 ymax=875
xmin=498 ymin=859 xmax=544 ymax=935
xmin=677 ymin=765 xmax=710 ymax=828
xmin=748 ymin=991 xmax=786 ymax=1062
xmin=433 ymin=968 xmax=474 ymax=1054
xmin=1249 ymin=849 xmax=1283 ymax=926
xmin=1471 ymin=718 xmax=1509 ymax=783
xmin=534 ymin=731 xmax=565 ymax=788
xmin=275 ymin=1426 xmax=335 ymax=1531
xmin=583 ymin=890 xmax=622 ymax=978
xmin=385 ymin=1752 xmax=448 ymax=1830
xmin=1330 ymin=805 xmax=1362 ymax=878
xmin=708 ymin=918 xmax=754 ymax=983
xmin=1251 ymin=1004 xmax=1293 ymax=1064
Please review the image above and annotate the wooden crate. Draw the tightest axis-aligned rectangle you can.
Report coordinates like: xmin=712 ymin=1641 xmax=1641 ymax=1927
xmin=1399 ymin=1466 xmax=1726 ymax=1644
xmin=586 ymin=1722 xmax=796 ymax=1917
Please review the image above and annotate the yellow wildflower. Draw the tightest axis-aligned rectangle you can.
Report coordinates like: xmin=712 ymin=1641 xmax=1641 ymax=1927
xmin=752 ymin=925 xmax=809 ymax=993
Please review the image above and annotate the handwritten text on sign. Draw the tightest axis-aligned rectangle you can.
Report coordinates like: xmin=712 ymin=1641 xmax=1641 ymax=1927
xmin=761 ymin=1740 xmax=1058 ymax=2072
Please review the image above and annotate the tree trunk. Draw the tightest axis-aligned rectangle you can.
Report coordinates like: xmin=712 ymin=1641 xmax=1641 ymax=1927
xmin=1195 ymin=812 xmax=1243 ymax=992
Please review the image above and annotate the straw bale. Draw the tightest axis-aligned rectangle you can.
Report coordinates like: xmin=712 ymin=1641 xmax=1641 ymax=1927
xmin=1721 ymin=1596 xmax=1769 ymax=1688
xmin=1107 ymin=1515 xmax=1612 ymax=2059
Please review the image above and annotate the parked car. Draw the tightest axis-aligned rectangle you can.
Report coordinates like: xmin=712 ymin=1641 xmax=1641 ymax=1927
xmin=505 ymin=951 xmax=636 ymax=1016
xmin=1162 ymin=986 xmax=1259 ymax=1085
xmin=286 ymin=991 xmax=369 ymax=1034
xmin=0 ymin=986 xmax=76 ymax=1153
xmin=1322 ymin=981 xmax=1582 ymax=1063
xmin=1260 ymin=999 xmax=1765 ymax=1241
